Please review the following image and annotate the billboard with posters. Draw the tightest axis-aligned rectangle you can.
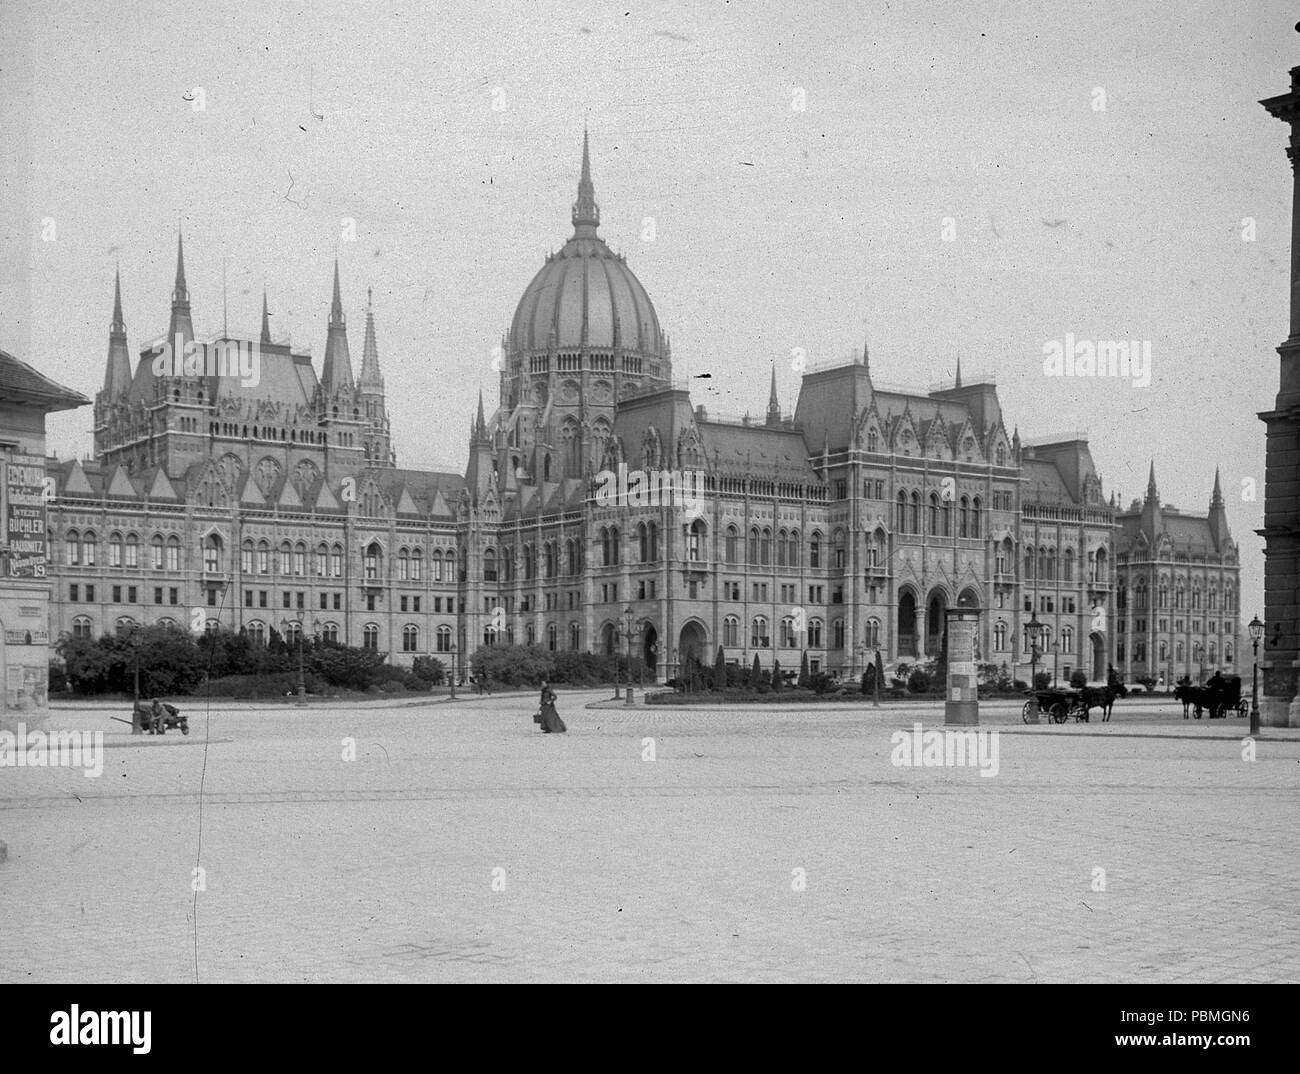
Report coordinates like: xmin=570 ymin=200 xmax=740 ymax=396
xmin=1 ymin=453 xmax=47 ymax=579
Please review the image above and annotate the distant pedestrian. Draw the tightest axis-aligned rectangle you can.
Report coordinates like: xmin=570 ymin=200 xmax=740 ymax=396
xmin=150 ymin=697 xmax=164 ymax=735
xmin=538 ymin=680 xmax=566 ymax=734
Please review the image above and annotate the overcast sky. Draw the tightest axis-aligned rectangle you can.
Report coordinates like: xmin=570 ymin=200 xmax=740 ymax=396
xmin=2 ymin=0 xmax=1296 ymax=614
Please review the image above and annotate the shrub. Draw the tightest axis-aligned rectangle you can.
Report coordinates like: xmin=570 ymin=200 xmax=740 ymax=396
xmin=1069 ymin=669 xmax=1088 ymax=688
xmin=411 ymin=656 xmax=446 ymax=685
xmin=907 ymin=667 xmax=932 ymax=693
xmin=1033 ymin=671 xmax=1052 ymax=690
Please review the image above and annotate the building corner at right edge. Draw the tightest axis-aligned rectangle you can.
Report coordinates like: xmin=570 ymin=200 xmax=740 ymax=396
xmin=1258 ymin=57 xmax=1300 ymax=726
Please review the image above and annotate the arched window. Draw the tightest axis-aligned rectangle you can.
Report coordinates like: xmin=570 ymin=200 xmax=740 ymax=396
xmin=547 ymin=623 xmax=557 ymax=652
xmin=363 ymin=623 xmax=380 ymax=650
xmin=109 ymin=532 xmax=123 ymax=568
xmin=81 ymin=531 xmax=97 ymax=566
xmin=648 ymin=522 xmax=659 ymax=562
xmin=483 ymin=548 xmax=497 ymax=582
xmin=832 ymin=618 xmax=845 ymax=649
xmin=779 ymin=616 xmax=796 ymax=648
xmin=569 ymin=622 xmax=581 ymax=651
xmin=810 ymin=532 xmax=822 ymax=568
xmin=523 ymin=544 xmax=536 ymax=580
xmin=256 ymin=539 xmax=269 ymax=574
xmin=279 ymin=541 xmax=291 ymax=575
xmin=402 ymin=624 xmax=419 ymax=652
xmin=941 ymin=495 xmax=952 ymax=536
xmin=364 ymin=542 xmax=382 ymax=581
xmin=247 ymin=620 xmax=266 ymax=645
xmin=330 ymin=544 xmax=343 ymax=578
xmin=545 ymin=542 xmax=557 ymax=578
xmin=971 ymin=497 xmax=981 ymax=537
xmin=567 ymin=539 xmax=580 ymax=576
xmin=748 ymin=527 xmax=760 ymax=564
xmin=994 ymin=621 xmax=1007 ymax=651
xmin=1061 ymin=627 xmax=1073 ymax=654
xmin=166 ymin=535 xmax=180 ymax=571
xmin=316 ymin=543 xmax=328 ymax=577
xmin=114 ymin=615 xmax=137 ymax=636
xmin=688 ymin=520 xmax=705 ymax=561
xmin=751 ymin=615 xmax=769 ymax=648
xmin=1176 ymin=641 xmax=1184 ymax=662
xmin=833 ymin=528 xmax=846 ymax=569
xmin=125 ymin=534 xmax=139 ymax=568
xmin=1063 ymin=548 xmax=1075 ymax=582
xmin=896 ymin=492 xmax=907 ymax=533
xmin=959 ymin=496 xmax=970 ymax=538
xmin=322 ymin=622 xmax=339 ymax=643
xmin=776 ymin=529 xmax=788 ymax=567
xmin=788 ymin=531 xmax=801 ymax=567
xmin=72 ymin=616 xmax=93 ymax=639
xmin=1024 ymin=546 xmax=1035 ymax=581
xmin=431 ymin=549 xmax=444 ymax=583
xmin=760 ymin=528 xmax=772 ymax=565
xmin=525 ymin=623 xmax=535 ymax=647
xmin=865 ymin=618 xmax=881 ymax=647
xmin=808 ymin=618 xmax=824 ymax=648
xmin=436 ymin=625 xmax=452 ymax=652
xmin=867 ymin=429 xmax=878 ymax=451
xmin=638 ymin=523 xmax=650 ymax=563
xmin=1159 ymin=640 xmax=1168 ymax=662
xmin=909 ymin=491 xmax=920 ymax=534
xmin=724 ymin=616 xmax=740 ymax=647
xmin=1158 ymin=581 xmax=1168 ymax=609
xmin=398 ymin=549 xmax=410 ymax=581
xmin=725 ymin=526 xmax=738 ymax=564
xmin=203 ymin=534 xmax=222 ymax=572
xmin=293 ymin=542 xmax=306 ymax=576
xmin=929 ymin=493 xmax=940 ymax=536
xmin=149 ymin=534 xmax=163 ymax=570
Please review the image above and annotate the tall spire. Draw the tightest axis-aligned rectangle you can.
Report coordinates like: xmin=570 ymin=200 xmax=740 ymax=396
xmin=173 ymin=230 xmax=188 ymax=304
xmin=571 ymin=126 xmax=600 ymax=235
xmin=862 ymin=338 xmax=870 ymax=372
xmin=167 ymin=229 xmax=193 ymax=346
xmin=1146 ymin=461 xmax=1159 ymax=502
xmin=955 ymin=354 xmax=962 ymax=389
xmin=1211 ymin=466 xmax=1224 ymax=507
xmin=358 ymin=286 xmax=384 ymax=391
xmin=1141 ymin=460 xmax=1163 ymax=537
xmin=321 ymin=259 xmax=354 ymax=394
xmin=260 ymin=289 xmax=272 ymax=346
xmin=102 ymin=267 xmax=132 ymax=397
xmin=1208 ymin=466 xmax=1230 ymax=551
xmin=766 ymin=363 xmax=781 ymax=426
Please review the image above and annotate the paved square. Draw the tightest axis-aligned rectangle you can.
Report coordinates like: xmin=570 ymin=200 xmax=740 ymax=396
xmin=2 ymin=693 xmax=1297 ymax=982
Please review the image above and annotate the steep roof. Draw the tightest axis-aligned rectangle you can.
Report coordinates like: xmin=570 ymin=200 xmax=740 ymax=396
xmin=0 ymin=349 xmax=89 ymax=412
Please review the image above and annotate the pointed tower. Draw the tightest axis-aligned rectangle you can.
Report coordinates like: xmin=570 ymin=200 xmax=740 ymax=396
xmin=321 ymin=260 xmax=355 ymax=395
xmin=766 ymin=364 xmax=782 ymax=427
xmin=1140 ymin=461 xmax=1163 ymax=538
xmin=466 ymin=390 xmax=495 ymax=500
xmin=103 ymin=268 xmax=132 ymax=398
xmin=260 ymin=289 xmax=272 ymax=346
xmin=955 ymin=355 xmax=963 ymax=389
xmin=1208 ymin=466 xmax=1231 ymax=551
xmin=167 ymin=230 xmax=194 ymax=349
xmin=356 ymin=287 xmax=393 ymax=467
xmin=94 ymin=268 xmax=134 ymax=457
xmin=572 ymin=125 xmax=600 ymax=236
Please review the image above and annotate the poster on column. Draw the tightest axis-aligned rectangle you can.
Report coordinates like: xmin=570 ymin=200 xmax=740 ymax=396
xmin=2 ymin=454 xmax=48 ymax=578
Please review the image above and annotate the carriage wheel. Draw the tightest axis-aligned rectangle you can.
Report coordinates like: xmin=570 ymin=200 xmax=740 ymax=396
xmin=1073 ymin=701 xmax=1089 ymax=723
xmin=1022 ymin=701 xmax=1036 ymax=724
xmin=1050 ymin=702 xmax=1069 ymax=724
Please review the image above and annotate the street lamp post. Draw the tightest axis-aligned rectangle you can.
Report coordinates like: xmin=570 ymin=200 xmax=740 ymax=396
xmin=130 ymin=625 xmax=143 ymax=734
xmin=619 ymin=605 xmax=640 ymax=707
xmin=1249 ymin=615 xmax=1264 ymax=736
xmin=1025 ymin=610 xmax=1044 ymax=691
xmin=1051 ymin=637 xmax=1060 ymax=688
xmin=282 ymin=619 xmax=306 ymax=705
xmin=449 ymin=641 xmax=457 ymax=700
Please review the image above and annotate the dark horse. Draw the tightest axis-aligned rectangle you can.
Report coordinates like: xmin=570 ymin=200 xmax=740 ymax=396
xmin=1174 ymin=682 xmax=1206 ymax=719
xmin=1080 ymin=683 xmax=1127 ymax=723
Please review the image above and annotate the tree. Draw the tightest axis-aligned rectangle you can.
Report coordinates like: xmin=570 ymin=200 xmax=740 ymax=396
xmin=751 ymin=653 xmax=763 ymax=691
xmin=771 ymin=657 xmax=783 ymax=692
xmin=798 ymin=650 xmax=810 ymax=688
xmin=713 ymin=646 xmax=726 ymax=690
xmin=874 ymin=650 xmax=884 ymax=707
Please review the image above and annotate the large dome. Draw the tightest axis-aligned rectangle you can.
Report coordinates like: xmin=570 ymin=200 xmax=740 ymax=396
xmin=507 ymin=132 xmax=667 ymax=362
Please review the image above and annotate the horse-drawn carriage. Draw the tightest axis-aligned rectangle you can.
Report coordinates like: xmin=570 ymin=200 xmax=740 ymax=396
xmin=110 ymin=700 xmax=189 ymax=735
xmin=1022 ymin=682 xmax=1126 ymax=724
xmin=1174 ymin=674 xmax=1247 ymax=719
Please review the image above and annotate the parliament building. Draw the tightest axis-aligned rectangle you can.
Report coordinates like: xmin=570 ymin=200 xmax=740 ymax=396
xmin=42 ymin=135 xmax=1240 ymax=686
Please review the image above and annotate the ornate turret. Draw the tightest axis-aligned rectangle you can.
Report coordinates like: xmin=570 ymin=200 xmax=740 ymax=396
xmin=167 ymin=230 xmax=193 ymax=348
xmin=766 ymin=364 xmax=782 ymax=427
xmin=572 ymin=125 xmax=599 ymax=236
xmin=1141 ymin=461 xmax=1163 ymax=537
xmin=102 ymin=267 xmax=132 ymax=399
xmin=1208 ymin=466 xmax=1231 ymax=552
xmin=321 ymin=259 xmax=354 ymax=395
xmin=356 ymin=287 xmax=393 ymax=466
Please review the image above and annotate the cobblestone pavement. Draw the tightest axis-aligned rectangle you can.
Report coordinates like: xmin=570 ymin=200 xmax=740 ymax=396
xmin=1 ymin=692 xmax=1297 ymax=982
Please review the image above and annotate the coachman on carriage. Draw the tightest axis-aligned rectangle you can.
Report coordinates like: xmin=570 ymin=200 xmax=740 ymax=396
xmin=1175 ymin=672 xmax=1246 ymax=719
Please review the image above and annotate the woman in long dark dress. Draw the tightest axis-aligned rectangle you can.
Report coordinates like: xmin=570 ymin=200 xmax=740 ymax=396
xmin=538 ymin=680 xmax=566 ymax=734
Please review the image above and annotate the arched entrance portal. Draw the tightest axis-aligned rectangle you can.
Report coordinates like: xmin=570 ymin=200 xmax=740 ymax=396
xmin=898 ymin=591 xmax=918 ymax=657
xmin=642 ymin=624 xmax=659 ymax=680
xmin=1090 ymin=632 xmax=1106 ymax=681
xmin=926 ymin=589 xmax=949 ymax=659
xmin=678 ymin=621 xmax=707 ymax=670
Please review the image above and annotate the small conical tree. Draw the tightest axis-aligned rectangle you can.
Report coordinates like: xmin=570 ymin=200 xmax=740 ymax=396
xmin=874 ymin=649 xmax=884 ymax=708
xmin=771 ymin=657 xmax=783 ymax=692
xmin=713 ymin=645 xmax=727 ymax=690
xmin=752 ymin=652 xmax=762 ymax=689
xmin=798 ymin=650 xmax=811 ymax=688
